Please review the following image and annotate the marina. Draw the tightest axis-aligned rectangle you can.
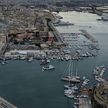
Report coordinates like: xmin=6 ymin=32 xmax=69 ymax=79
xmin=0 ymin=10 xmax=108 ymax=108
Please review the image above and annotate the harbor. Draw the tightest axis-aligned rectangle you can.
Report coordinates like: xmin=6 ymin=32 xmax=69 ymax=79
xmin=0 ymin=9 xmax=108 ymax=108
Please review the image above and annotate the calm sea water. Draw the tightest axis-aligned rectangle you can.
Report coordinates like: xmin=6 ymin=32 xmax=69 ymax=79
xmin=0 ymin=11 xmax=108 ymax=108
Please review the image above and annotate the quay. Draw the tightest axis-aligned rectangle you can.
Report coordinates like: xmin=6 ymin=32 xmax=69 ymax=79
xmin=93 ymin=65 xmax=108 ymax=108
xmin=79 ymin=97 xmax=92 ymax=108
xmin=77 ymin=87 xmax=92 ymax=108
xmin=80 ymin=30 xmax=98 ymax=43
xmin=0 ymin=97 xmax=17 ymax=108
xmin=93 ymin=82 xmax=108 ymax=108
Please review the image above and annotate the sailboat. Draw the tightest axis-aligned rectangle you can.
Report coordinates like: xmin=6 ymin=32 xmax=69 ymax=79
xmin=63 ymin=60 xmax=80 ymax=98
xmin=61 ymin=60 xmax=80 ymax=83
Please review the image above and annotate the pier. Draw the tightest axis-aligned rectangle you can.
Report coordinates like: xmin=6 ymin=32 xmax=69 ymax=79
xmin=60 ymin=33 xmax=82 ymax=36
xmin=79 ymin=97 xmax=92 ymax=108
xmin=48 ymin=22 xmax=64 ymax=44
xmin=0 ymin=97 xmax=17 ymax=108
xmin=80 ymin=29 xmax=98 ymax=43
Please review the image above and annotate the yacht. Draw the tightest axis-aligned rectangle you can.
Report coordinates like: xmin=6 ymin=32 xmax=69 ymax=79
xmin=61 ymin=60 xmax=81 ymax=83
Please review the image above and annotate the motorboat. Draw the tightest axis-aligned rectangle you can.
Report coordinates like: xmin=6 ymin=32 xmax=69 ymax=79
xmin=42 ymin=65 xmax=55 ymax=71
xmin=27 ymin=57 xmax=33 ymax=62
xmin=64 ymin=88 xmax=75 ymax=98
xmin=64 ymin=84 xmax=78 ymax=90
xmin=82 ymin=78 xmax=89 ymax=86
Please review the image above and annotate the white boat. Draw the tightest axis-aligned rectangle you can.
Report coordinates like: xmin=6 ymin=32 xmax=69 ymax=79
xmin=27 ymin=57 xmax=33 ymax=62
xmin=64 ymin=84 xmax=73 ymax=88
xmin=74 ymin=102 xmax=79 ymax=105
xmin=42 ymin=65 xmax=55 ymax=71
xmin=65 ymin=55 xmax=71 ymax=61
xmin=64 ymin=88 xmax=75 ymax=98
xmin=1 ymin=61 xmax=5 ymax=65
xmin=64 ymin=84 xmax=78 ymax=90
xmin=82 ymin=78 xmax=89 ymax=86
xmin=65 ymin=93 xmax=74 ymax=98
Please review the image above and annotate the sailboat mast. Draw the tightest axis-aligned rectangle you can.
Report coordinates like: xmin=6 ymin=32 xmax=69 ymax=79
xmin=71 ymin=60 xmax=73 ymax=77
xmin=75 ymin=60 xmax=78 ymax=77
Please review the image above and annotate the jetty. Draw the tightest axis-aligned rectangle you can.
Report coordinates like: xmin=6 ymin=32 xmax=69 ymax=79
xmin=0 ymin=97 xmax=17 ymax=108
xmin=80 ymin=29 xmax=98 ymax=43
xmin=79 ymin=97 xmax=92 ymax=108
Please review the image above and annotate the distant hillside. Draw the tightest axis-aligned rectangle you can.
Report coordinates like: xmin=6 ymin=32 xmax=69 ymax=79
xmin=0 ymin=0 xmax=108 ymax=5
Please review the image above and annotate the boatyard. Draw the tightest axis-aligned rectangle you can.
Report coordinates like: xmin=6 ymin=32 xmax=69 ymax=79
xmin=0 ymin=3 xmax=108 ymax=108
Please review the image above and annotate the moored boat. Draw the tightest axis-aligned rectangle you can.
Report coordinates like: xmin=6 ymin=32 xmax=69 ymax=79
xmin=42 ymin=65 xmax=55 ymax=71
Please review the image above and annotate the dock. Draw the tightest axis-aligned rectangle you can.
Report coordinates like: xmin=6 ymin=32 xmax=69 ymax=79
xmin=79 ymin=97 xmax=92 ymax=108
xmin=0 ymin=97 xmax=17 ymax=108
xmin=78 ymin=88 xmax=92 ymax=108
xmin=80 ymin=29 xmax=98 ymax=43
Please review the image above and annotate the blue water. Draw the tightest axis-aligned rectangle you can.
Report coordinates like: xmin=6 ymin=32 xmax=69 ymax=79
xmin=0 ymin=11 xmax=108 ymax=108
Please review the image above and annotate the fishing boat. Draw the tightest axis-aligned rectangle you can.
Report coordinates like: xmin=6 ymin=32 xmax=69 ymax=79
xmin=42 ymin=65 xmax=55 ymax=71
